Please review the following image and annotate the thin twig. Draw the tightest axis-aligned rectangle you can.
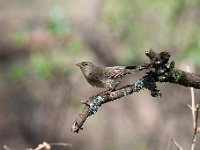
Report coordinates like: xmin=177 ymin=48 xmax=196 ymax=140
xmin=26 ymin=142 xmax=72 ymax=150
xmin=166 ymin=138 xmax=172 ymax=150
xmin=171 ymin=138 xmax=184 ymax=150
xmin=4 ymin=142 xmax=72 ymax=150
xmin=188 ymin=65 xmax=200 ymax=150
xmin=191 ymin=104 xmax=200 ymax=150
xmin=187 ymin=66 xmax=196 ymax=129
xmin=191 ymin=87 xmax=196 ymax=129
xmin=197 ymin=127 xmax=200 ymax=132
xmin=3 ymin=145 xmax=12 ymax=150
xmin=49 ymin=142 xmax=72 ymax=147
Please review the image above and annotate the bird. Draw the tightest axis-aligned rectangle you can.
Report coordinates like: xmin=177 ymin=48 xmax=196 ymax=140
xmin=76 ymin=61 xmax=147 ymax=91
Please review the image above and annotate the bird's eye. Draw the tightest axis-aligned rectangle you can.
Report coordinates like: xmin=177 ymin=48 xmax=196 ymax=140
xmin=84 ymin=63 xmax=88 ymax=66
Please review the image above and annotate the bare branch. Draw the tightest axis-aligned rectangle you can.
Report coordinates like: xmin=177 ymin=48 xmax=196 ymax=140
xmin=72 ymin=49 xmax=200 ymax=133
xmin=71 ymin=73 xmax=161 ymax=132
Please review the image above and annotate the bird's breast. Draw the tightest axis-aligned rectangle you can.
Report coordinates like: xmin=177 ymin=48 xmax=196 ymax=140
xmin=86 ymin=78 xmax=106 ymax=88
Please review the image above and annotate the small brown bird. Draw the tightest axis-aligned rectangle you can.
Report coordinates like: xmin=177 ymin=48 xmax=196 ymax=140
xmin=76 ymin=62 xmax=146 ymax=91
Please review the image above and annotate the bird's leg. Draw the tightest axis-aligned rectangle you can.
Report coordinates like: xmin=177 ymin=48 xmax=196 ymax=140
xmin=110 ymin=82 xmax=120 ymax=92
xmin=97 ymin=83 xmax=120 ymax=96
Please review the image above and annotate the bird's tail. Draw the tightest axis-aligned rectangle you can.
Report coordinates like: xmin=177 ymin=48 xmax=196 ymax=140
xmin=126 ymin=65 xmax=148 ymax=71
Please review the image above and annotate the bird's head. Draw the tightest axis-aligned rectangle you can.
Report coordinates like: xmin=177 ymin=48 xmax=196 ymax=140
xmin=76 ymin=62 xmax=96 ymax=77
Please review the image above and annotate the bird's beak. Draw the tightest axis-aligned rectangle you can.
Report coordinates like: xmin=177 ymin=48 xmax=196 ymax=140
xmin=76 ymin=63 xmax=81 ymax=67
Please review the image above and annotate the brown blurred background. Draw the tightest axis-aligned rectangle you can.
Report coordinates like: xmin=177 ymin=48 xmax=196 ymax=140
xmin=0 ymin=0 xmax=200 ymax=149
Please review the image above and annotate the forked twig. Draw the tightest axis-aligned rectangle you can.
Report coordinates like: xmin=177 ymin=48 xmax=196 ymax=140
xmin=187 ymin=66 xmax=200 ymax=150
xmin=167 ymin=138 xmax=184 ymax=150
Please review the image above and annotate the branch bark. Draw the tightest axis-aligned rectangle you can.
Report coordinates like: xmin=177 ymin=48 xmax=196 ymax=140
xmin=71 ymin=49 xmax=200 ymax=133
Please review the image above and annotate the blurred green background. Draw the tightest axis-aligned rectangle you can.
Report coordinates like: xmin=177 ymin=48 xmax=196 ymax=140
xmin=0 ymin=0 xmax=200 ymax=150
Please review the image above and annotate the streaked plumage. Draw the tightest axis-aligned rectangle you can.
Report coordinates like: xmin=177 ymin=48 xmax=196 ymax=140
xmin=76 ymin=62 xmax=145 ymax=90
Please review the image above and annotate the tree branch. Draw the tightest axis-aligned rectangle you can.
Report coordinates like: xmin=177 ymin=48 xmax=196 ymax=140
xmin=71 ymin=49 xmax=200 ymax=133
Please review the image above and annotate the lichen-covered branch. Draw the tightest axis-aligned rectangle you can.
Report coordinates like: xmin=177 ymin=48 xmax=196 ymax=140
xmin=71 ymin=49 xmax=200 ymax=133
xmin=164 ymin=69 xmax=200 ymax=88
xmin=144 ymin=49 xmax=200 ymax=88
xmin=71 ymin=73 xmax=161 ymax=133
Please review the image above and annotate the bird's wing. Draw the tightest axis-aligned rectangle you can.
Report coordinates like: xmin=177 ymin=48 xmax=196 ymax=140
xmin=104 ymin=66 xmax=130 ymax=79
